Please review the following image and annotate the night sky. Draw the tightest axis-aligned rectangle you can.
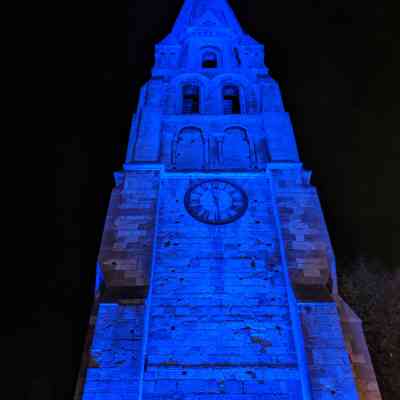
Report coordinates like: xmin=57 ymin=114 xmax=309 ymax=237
xmin=49 ymin=0 xmax=400 ymax=398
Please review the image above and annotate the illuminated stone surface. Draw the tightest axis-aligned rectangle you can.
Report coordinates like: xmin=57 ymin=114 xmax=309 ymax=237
xmin=75 ymin=1 xmax=382 ymax=399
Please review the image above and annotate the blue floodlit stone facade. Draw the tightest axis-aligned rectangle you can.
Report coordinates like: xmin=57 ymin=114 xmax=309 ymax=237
xmin=75 ymin=1 xmax=382 ymax=399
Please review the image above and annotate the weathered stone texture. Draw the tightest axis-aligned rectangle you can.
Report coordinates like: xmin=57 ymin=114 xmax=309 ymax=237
xmin=82 ymin=303 xmax=145 ymax=400
xmin=336 ymin=297 xmax=382 ymax=400
xmin=272 ymin=167 xmax=334 ymax=291
xmin=143 ymin=176 xmax=303 ymax=398
xmin=134 ymin=109 xmax=162 ymax=162
xmin=263 ymin=112 xmax=300 ymax=162
xmin=299 ymin=302 xmax=359 ymax=400
xmin=98 ymin=170 xmax=160 ymax=299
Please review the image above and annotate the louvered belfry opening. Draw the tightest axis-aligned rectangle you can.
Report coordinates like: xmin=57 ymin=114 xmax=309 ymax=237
xmin=223 ymin=85 xmax=241 ymax=114
xmin=182 ymin=84 xmax=200 ymax=114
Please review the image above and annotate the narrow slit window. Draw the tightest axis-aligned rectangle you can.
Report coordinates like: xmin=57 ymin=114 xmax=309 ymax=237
xmin=234 ymin=48 xmax=241 ymax=66
xmin=223 ymin=85 xmax=241 ymax=114
xmin=182 ymin=85 xmax=200 ymax=114
xmin=202 ymin=51 xmax=218 ymax=68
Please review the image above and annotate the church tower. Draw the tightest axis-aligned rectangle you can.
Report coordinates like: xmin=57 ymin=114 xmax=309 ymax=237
xmin=75 ymin=1 xmax=382 ymax=399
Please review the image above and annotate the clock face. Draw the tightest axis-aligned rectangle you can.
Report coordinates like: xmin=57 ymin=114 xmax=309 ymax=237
xmin=184 ymin=180 xmax=248 ymax=225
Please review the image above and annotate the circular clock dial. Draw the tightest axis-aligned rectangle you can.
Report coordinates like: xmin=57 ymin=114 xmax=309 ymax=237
xmin=184 ymin=180 xmax=248 ymax=225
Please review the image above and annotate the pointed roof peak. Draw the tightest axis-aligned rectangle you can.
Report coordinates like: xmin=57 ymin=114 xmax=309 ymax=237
xmin=167 ymin=0 xmax=244 ymax=42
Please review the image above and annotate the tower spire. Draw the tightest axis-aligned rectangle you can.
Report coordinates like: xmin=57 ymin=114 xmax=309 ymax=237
xmin=76 ymin=1 xmax=382 ymax=399
xmin=170 ymin=0 xmax=244 ymax=41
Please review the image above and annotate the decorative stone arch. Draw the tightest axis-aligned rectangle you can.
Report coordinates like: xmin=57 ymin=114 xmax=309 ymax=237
xmin=220 ymin=126 xmax=255 ymax=169
xmin=222 ymin=124 xmax=253 ymax=145
xmin=171 ymin=126 xmax=207 ymax=170
xmin=171 ymin=74 xmax=209 ymax=114
xmin=211 ymin=74 xmax=251 ymax=114
xmin=200 ymin=46 xmax=223 ymax=69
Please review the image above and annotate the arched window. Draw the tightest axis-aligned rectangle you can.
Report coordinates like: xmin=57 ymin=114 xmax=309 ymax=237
xmin=222 ymin=127 xmax=251 ymax=169
xmin=223 ymin=85 xmax=241 ymax=114
xmin=202 ymin=51 xmax=218 ymax=68
xmin=182 ymin=84 xmax=200 ymax=114
xmin=173 ymin=127 xmax=204 ymax=170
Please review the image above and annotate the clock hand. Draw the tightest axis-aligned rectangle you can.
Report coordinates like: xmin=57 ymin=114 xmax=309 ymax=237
xmin=211 ymin=192 xmax=220 ymax=220
xmin=211 ymin=191 xmax=218 ymax=205
xmin=214 ymin=195 xmax=221 ymax=219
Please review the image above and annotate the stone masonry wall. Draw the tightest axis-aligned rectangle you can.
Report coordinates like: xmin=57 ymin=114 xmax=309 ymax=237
xmin=336 ymin=297 xmax=382 ymax=400
xmin=142 ymin=175 xmax=303 ymax=399
xmin=299 ymin=303 xmax=359 ymax=400
xmin=271 ymin=166 xmax=332 ymax=292
xmin=134 ymin=110 xmax=161 ymax=162
xmin=263 ymin=113 xmax=300 ymax=162
xmin=79 ymin=169 xmax=162 ymax=400
xmin=82 ymin=302 xmax=145 ymax=400
xmin=99 ymin=170 xmax=161 ymax=299
xmin=270 ymin=165 xmax=361 ymax=399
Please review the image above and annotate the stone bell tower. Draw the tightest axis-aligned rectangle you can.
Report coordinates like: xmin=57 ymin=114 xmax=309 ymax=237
xmin=75 ymin=1 xmax=382 ymax=399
